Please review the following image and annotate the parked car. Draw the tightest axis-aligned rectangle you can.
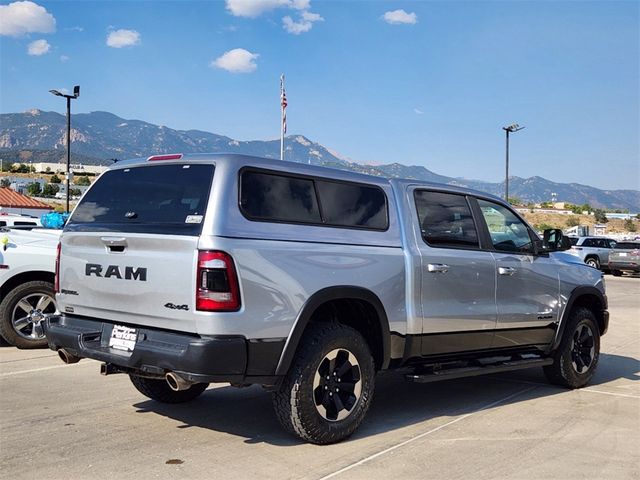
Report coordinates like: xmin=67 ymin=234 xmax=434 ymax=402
xmin=567 ymin=236 xmax=617 ymax=270
xmin=608 ymin=241 xmax=640 ymax=276
xmin=0 ymin=213 xmax=42 ymax=229
xmin=44 ymin=153 xmax=608 ymax=444
xmin=0 ymin=227 xmax=60 ymax=348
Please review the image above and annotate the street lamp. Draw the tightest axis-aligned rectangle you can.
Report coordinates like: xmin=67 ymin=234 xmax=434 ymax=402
xmin=49 ymin=85 xmax=80 ymax=213
xmin=502 ymin=123 xmax=524 ymax=202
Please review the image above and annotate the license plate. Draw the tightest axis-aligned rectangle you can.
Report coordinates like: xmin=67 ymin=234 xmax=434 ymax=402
xmin=619 ymin=252 xmax=627 ymax=257
xmin=109 ymin=325 xmax=137 ymax=352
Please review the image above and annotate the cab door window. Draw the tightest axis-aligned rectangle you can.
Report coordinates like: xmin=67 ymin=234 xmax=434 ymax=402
xmin=477 ymin=199 xmax=534 ymax=253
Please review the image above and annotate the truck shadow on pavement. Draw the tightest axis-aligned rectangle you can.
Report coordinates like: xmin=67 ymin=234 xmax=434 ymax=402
xmin=132 ymin=352 xmax=638 ymax=446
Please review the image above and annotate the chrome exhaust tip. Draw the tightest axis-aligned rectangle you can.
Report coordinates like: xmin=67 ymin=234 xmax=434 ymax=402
xmin=58 ymin=348 xmax=81 ymax=364
xmin=165 ymin=372 xmax=193 ymax=391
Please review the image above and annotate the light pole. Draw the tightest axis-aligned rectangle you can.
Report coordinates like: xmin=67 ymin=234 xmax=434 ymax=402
xmin=502 ymin=123 xmax=524 ymax=202
xmin=49 ymin=85 xmax=80 ymax=213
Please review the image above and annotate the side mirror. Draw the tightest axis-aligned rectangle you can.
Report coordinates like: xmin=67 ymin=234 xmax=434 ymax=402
xmin=542 ymin=228 xmax=571 ymax=252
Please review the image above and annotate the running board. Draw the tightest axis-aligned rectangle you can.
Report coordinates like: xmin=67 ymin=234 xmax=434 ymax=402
xmin=405 ymin=357 xmax=554 ymax=383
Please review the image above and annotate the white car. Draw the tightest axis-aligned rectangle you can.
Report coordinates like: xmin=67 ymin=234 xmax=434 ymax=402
xmin=0 ymin=214 xmax=42 ymax=229
xmin=0 ymin=227 xmax=60 ymax=348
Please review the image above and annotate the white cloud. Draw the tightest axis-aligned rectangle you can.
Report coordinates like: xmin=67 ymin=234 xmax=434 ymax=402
xmin=65 ymin=26 xmax=84 ymax=32
xmin=211 ymin=48 xmax=259 ymax=73
xmin=0 ymin=1 xmax=56 ymax=37
xmin=282 ymin=10 xmax=323 ymax=34
xmin=106 ymin=29 xmax=141 ymax=48
xmin=225 ymin=0 xmax=292 ymax=17
xmin=382 ymin=9 xmax=417 ymax=25
xmin=27 ymin=39 xmax=50 ymax=56
xmin=414 ymin=108 xmax=424 ymax=115
xmin=60 ymin=55 xmax=69 ymax=62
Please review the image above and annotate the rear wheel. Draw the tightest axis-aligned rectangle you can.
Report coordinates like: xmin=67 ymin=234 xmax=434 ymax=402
xmin=272 ymin=323 xmax=375 ymax=444
xmin=129 ymin=375 xmax=209 ymax=403
xmin=0 ymin=281 xmax=55 ymax=349
xmin=544 ymin=307 xmax=600 ymax=388
xmin=585 ymin=257 xmax=600 ymax=269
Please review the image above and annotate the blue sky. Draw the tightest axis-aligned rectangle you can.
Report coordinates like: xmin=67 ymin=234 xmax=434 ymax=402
xmin=0 ymin=0 xmax=638 ymax=190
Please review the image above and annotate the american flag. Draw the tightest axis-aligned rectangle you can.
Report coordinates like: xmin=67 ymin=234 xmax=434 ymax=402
xmin=280 ymin=74 xmax=287 ymax=134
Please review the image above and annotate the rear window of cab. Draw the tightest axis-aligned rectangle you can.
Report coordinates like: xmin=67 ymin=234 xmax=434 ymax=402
xmin=239 ymin=169 xmax=389 ymax=231
xmin=66 ymin=164 xmax=214 ymax=235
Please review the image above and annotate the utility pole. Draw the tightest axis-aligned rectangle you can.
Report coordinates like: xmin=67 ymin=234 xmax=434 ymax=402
xmin=49 ymin=85 xmax=80 ymax=213
xmin=502 ymin=123 xmax=525 ymax=201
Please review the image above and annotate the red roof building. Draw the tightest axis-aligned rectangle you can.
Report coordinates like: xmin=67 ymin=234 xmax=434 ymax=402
xmin=0 ymin=187 xmax=52 ymax=216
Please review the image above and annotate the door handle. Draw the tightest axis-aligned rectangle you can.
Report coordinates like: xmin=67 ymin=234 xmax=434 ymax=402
xmin=498 ymin=266 xmax=516 ymax=276
xmin=427 ymin=263 xmax=449 ymax=273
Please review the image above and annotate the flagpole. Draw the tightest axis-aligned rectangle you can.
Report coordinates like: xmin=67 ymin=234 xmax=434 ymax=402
xmin=280 ymin=74 xmax=285 ymax=161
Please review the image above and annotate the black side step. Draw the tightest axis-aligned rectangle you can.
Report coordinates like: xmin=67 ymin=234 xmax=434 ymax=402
xmin=405 ymin=357 xmax=554 ymax=383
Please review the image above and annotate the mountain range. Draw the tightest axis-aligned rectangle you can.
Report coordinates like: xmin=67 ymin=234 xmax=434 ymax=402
xmin=1 ymin=109 xmax=637 ymax=210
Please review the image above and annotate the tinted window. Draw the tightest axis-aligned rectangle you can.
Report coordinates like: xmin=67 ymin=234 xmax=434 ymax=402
xmin=66 ymin=164 xmax=214 ymax=235
xmin=414 ymin=191 xmax=479 ymax=248
xmin=582 ymin=238 xmax=595 ymax=247
xmin=607 ymin=240 xmax=617 ymax=248
xmin=615 ymin=242 xmax=640 ymax=250
xmin=14 ymin=221 xmax=37 ymax=226
xmin=240 ymin=171 xmax=321 ymax=224
xmin=477 ymin=199 xmax=534 ymax=253
xmin=569 ymin=237 xmax=579 ymax=245
xmin=0 ymin=221 xmax=6 ymax=227
xmin=316 ymin=180 xmax=387 ymax=230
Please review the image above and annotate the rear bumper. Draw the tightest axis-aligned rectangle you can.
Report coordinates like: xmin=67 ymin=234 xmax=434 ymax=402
xmin=609 ymin=262 xmax=640 ymax=272
xmin=43 ymin=315 xmax=284 ymax=385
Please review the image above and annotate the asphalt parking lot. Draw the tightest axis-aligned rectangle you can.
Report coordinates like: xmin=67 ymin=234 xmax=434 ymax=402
xmin=1 ymin=276 xmax=638 ymax=480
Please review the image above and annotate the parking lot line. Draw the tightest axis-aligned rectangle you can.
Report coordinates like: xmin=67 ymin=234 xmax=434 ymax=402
xmin=581 ymin=388 xmax=640 ymax=399
xmin=0 ymin=362 xmax=93 ymax=378
xmin=316 ymin=386 xmax=537 ymax=480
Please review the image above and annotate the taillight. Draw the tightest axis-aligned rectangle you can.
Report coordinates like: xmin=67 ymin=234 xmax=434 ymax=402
xmin=196 ymin=251 xmax=240 ymax=311
xmin=147 ymin=153 xmax=183 ymax=161
xmin=54 ymin=242 xmax=61 ymax=293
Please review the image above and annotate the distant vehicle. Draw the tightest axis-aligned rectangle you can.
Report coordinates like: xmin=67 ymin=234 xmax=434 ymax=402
xmin=567 ymin=236 xmax=617 ymax=270
xmin=0 ymin=214 xmax=42 ymax=229
xmin=608 ymin=242 xmax=640 ymax=276
xmin=0 ymin=227 xmax=60 ymax=348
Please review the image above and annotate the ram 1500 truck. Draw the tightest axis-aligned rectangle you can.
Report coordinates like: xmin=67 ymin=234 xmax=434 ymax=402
xmin=44 ymin=154 xmax=608 ymax=444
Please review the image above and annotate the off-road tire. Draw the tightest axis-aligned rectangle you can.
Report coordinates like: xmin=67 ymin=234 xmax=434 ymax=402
xmin=544 ymin=307 xmax=600 ymax=388
xmin=272 ymin=322 xmax=375 ymax=445
xmin=0 ymin=280 xmax=54 ymax=349
xmin=129 ymin=375 xmax=209 ymax=403
xmin=585 ymin=257 xmax=600 ymax=269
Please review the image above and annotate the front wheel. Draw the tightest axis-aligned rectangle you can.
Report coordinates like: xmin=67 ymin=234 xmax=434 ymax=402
xmin=272 ymin=323 xmax=375 ymax=444
xmin=544 ymin=307 xmax=600 ymax=388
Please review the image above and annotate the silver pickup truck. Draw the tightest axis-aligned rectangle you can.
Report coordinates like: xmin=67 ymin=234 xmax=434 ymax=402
xmin=44 ymin=154 xmax=609 ymax=444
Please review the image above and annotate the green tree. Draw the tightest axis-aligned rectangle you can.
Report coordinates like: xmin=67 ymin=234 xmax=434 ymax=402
xmin=566 ymin=217 xmax=580 ymax=227
xmin=624 ymin=219 xmax=637 ymax=233
xmin=42 ymin=183 xmax=60 ymax=197
xmin=50 ymin=174 xmax=62 ymax=184
xmin=26 ymin=182 xmax=42 ymax=196
xmin=75 ymin=175 xmax=91 ymax=186
xmin=12 ymin=163 xmax=29 ymax=173
xmin=507 ymin=197 xmax=522 ymax=206
xmin=1 ymin=178 xmax=11 ymax=188
xmin=540 ymin=202 xmax=553 ymax=209
xmin=593 ymin=209 xmax=608 ymax=224
xmin=69 ymin=188 xmax=82 ymax=196
xmin=45 ymin=166 xmax=51 ymax=173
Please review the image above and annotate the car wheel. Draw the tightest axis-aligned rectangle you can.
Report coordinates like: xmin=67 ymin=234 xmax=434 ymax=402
xmin=129 ymin=375 xmax=209 ymax=403
xmin=585 ymin=257 xmax=600 ymax=269
xmin=0 ymin=280 xmax=55 ymax=349
xmin=272 ymin=322 xmax=375 ymax=444
xmin=611 ymin=270 xmax=623 ymax=277
xmin=544 ymin=307 xmax=600 ymax=389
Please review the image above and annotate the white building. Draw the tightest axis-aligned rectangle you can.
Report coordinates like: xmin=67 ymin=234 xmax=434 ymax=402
xmin=30 ymin=162 xmax=108 ymax=175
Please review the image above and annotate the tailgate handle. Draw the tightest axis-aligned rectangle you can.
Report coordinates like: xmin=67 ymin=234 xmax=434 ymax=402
xmin=101 ymin=237 xmax=127 ymax=252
